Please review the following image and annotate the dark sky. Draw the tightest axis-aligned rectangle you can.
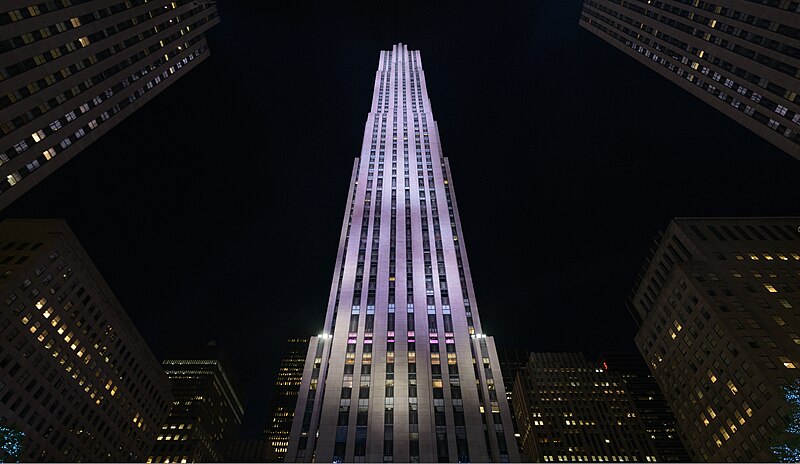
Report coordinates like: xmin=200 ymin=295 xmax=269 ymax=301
xmin=4 ymin=1 xmax=800 ymax=436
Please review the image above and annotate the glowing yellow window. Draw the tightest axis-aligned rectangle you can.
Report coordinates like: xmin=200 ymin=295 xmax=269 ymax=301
xmin=35 ymin=297 xmax=47 ymax=309
xmin=727 ymin=380 xmax=738 ymax=395
xmin=780 ymin=356 xmax=796 ymax=368
xmin=707 ymin=370 xmax=717 ymax=383
xmin=78 ymin=36 xmax=90 ymax=47
xmin=707 ymin=406 xmax=717 ymax=418
xmin=748 ymin=253 xmax=759 ymax=260
xmin=764 ymin=253 xmax=774 ymax=260
xmin=701 ymin=413 xmax=709 ymax=426
xmin=764 ymin=283 xmax=778 ymax=293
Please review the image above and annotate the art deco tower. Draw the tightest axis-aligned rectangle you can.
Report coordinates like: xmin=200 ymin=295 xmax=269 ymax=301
xmin=286 ymin=44 xmax=518 ymax=463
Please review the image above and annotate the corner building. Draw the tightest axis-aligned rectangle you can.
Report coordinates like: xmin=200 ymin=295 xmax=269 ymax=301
xmin=0 ymin=0 xmax=219 ymax=209
xmin=286 ymin=44 xmax=519 ymax=463
xmin=0 ymin=219 xmax=172 ymax=461
xmin=579 ymin=0 xmax=800 ymax=159
xmin=629 ymin=217 xmax=800 ymax=461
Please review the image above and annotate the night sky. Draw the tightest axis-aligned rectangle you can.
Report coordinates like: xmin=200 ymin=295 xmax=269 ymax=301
xmin=4 ymin=1 xmax=800 ymax=436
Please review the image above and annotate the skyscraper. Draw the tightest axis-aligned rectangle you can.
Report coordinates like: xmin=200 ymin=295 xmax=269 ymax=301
xmin=629 ymin=217 xmax=800 ymax=461
xmin=286 ymin=44 xmax=519 ymax=463
xmin=0 ymin=218 xmax=172 ymax=462
xmin=579 ymin=0 xmax=800 ymax=159
xmin=513 ymin=352 xmax=658 ymax=463
xmin=0 ymin=0 xmax=219 ymax=209
xmin=496 ymin=347 xmax=530 ymax=458
xmin=598 ymin=353 xmax=690 ymax=462
xmin=148 ymin=343 xmax=245 ymax=463
xmin=265 ymin=337 xmax=308 ymax=461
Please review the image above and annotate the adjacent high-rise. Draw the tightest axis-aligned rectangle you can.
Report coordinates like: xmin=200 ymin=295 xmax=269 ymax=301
xmin=0 ymin=0 xmax=220 ymax=209
xmin=579 ymin=0 xmax=800 ymax=159
xmin=148 ymin=343 xmax=245 ymax=463
xmin=0 ymin=218 xmax=172 ymax=461
xmin=265 ymin=337 xmax=308 ymax=461
xmin=286 ymin=44 xmax=519 ymax=463
xmin=513 ymin=352 xmax=659 ymax=463
xmin=629 ymin=217 xmax=800 ymax=461
xmin=598 ymin=353 xmax=690 ymax=462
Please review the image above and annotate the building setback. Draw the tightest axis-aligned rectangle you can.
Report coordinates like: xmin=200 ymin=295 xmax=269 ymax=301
xmin=598 ymin=353 xmax=690 ymax=462
xmin=0 ymin=218 xmax=172 ymax=462
xmin=579 ymin=0 xmax=800 ymax=160
xmin=629 ymin=217 xmax=800 ymax=461
xmin=148 ymin=344 xmax=245 ymax=463
xmin=265 ymin=337 xmax=308 ymax=461
xmin=0 ymin=0 xmax=220 ymax=209
xmin=286 ymin=43 xmax=519 ymax=463
xmin=514 ymin=352 xmax=658 ymax=463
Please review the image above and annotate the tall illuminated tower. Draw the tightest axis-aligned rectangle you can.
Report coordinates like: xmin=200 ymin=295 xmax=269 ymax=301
xmin=286 ymin=44 xmax=519 ymax=463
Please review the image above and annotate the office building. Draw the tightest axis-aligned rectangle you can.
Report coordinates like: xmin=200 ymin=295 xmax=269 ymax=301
xmin=148 ymin=343 xmax=245 ymax=463
xmin=629 ymin=217 xmax=800 ymax=461
xmin=497 ymin=347 xmax=530 ymax=458
xmin=598 ymin=353 xmax=690 ymax=462
xmin=0 ymin=0 xmax=220 ymax=209
xmin=0 ymin=218 xmax=172 ymax=461
xmin=265 ymin=337 xmax=308 ymax=461
xmin=286 ymin=44 xmax=519 ymax=463
xmin=579 ymin=0 xmax=800 ymax=159
xmin=514 ymin=352 xmax=658 ymax=463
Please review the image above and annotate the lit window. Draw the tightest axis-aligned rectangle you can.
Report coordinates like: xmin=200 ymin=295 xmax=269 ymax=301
xmin=780 ymin=356 xmax=796 ymax=369
xmin=707 ymin=370 xmax=717 ymax=383
xmin=764 ymin=283 xmax=778 ymax=293
xmin=727 ymin=380 xmax=738 ymax=395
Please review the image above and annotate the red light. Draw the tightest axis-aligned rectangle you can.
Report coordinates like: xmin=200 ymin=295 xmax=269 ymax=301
xmin=603 ymin=361 xmax=608 ymax=370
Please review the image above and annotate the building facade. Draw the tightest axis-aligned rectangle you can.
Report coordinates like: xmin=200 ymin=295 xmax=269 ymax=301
xmin=286 ymin=44 xmax=519 ymax=463
xmin=598 ymin=353 xmax=690 ymax=462
xmin=265 ymin=337 xmax=308 ymax=461
xmin=514 ymin=352 xmax=658 ymax=463
xmin=148 ymin=344 xmax=245 ymax=464
xmin=0 ymin=218 xmax=172 ymax=461
xmin=497 ymin=347 xmax=530 ymax=458
xmin=629 ymin=217 xmax=800 ymax=461
xmin=579 ymin=0 xmax=800 ymax=159
xmin=0 ymin=0 xmax=220 ymax=209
